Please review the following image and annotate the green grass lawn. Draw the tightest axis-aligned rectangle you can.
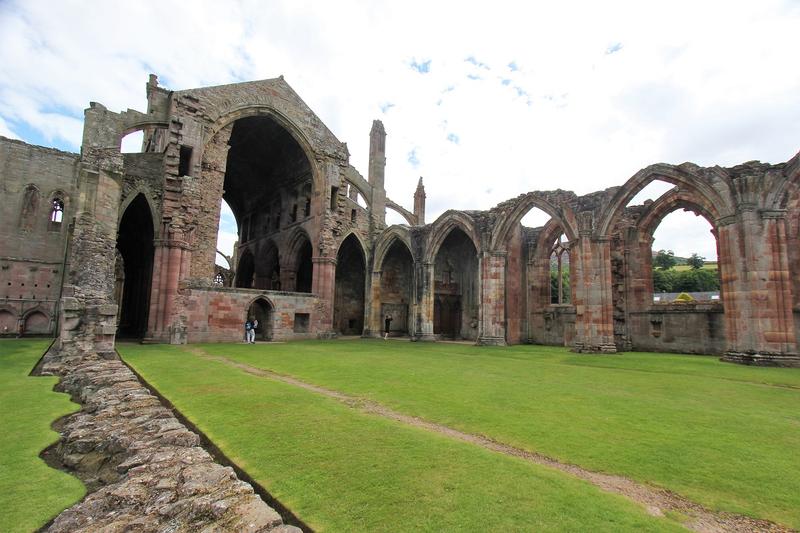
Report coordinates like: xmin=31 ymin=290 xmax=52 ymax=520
xmin=0 ymin=340 xmax=85 ymax=532
xmin=120 ymin=340 xmax=800 ymax=529
xmin=120 ymin=343 xmax=683 ymax=532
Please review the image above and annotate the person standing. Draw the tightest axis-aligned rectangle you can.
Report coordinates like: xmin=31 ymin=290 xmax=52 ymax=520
xmin=252 ymin=318 xmax=259 ymax=343
xmin=384 ymin=313 xmax=393 ymax=340
xmin=245 ymin=318 xmax=254 ymax=344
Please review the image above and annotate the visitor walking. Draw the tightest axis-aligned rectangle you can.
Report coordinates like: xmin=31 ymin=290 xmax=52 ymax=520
xmin=384 ymin=313 xmax=392 ymax=340
xmin=252 ymin=318 xmax=259 ymax=343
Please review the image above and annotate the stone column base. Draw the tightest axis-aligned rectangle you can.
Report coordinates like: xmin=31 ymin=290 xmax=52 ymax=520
xmin=572 ymin=342 xmax=618 ymax=354
xmin=721 ymin=352 xmax=800 ymax=368
xmin=477 ymin=335 xmax=507 ymax=346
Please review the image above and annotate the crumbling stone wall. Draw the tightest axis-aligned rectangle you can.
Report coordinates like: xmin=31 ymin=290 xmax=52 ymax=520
xmin=0 ymin=138 xmax=78 ymax=336
xmin=4 ymin=74 xmax=800 ymax=365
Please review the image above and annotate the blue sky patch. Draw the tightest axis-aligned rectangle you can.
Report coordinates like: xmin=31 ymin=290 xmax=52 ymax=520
xmin=447 ymin=133 xmax=460 ymax=144
xmin=410 ymin=59 xmax=432 ymax=73
xmin=465 ymin=56 xmax=490 ymax=70
xmin=407 ymin=148 xmax=420 ymax=167
xmin=508 ymin=61 xmax=519 ymax=72
xmin=501 ymin=78 xmax=511 ymax=86
xmin=380 ymin=102 xmax=395 ymax=113
xmin=606 ymin=42 xmax=623 ymax=55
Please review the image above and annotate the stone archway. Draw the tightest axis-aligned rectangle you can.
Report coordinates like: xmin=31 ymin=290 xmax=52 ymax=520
xmin=334 ymin=234 xmax=366 ymax=335
xmin=247 ymin=298 xmax=274 ymax=341
xmin=116 ymin=194 xmax=155 ymax=339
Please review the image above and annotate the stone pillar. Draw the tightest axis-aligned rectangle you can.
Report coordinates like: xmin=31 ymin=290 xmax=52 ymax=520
xmin=721 ymin=210 xmax=799 ymax=366
xmin=189 ymin=125 xmax=231 ymax=280
xmin=312 ymin=256 xmax=336 ymax=335
xmin=57 ymin=164 xmax=123 ymax=359
xmin=413 ymin=177 xmax=426 ymax=226
xmin=414 ymin=261 xmax=436 ymax=341
xmin=146 ymin=230 xmax=190 ymax=343
xmin=365 ymin=270 xmax=383 ymax=337
xmin=477 ymin=251 xmax=507 ymax=345
xmin=368 ymin=120 xmax=386 ymax=226
xmin=572 ymin=235 xmax=617 ymax=353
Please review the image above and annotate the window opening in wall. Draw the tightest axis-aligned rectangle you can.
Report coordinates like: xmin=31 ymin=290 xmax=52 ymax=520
xmin=651 ymin=209 xmax=720 ymax=302
xmin=294 ymin=312 xmax=310 ymax=333
xmin=304 ymin=196 xmax=311 ymax=217
xmin=274 ymin=210 xmax=281 ymax=230
xmin=351 ymin=209 xmax=357 ymax=223
xmin=50 ymin=198 xmax=64 ymax=223
xmin=330 ymin=186 xmax=339 ymax=211
xmin=179 ymin=146 xmax=193 ymax=176
xmin=291 ymin=204 xmax=298 ymax=222
xmin=550 ymin=233 xmax=570 ymax=304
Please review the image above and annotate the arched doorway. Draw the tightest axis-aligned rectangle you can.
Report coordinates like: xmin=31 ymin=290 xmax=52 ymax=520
xmin=116 ymin=194 xmax=154 ymax=338
xmin=433 ymin=227 xmax=479 ymax=340
xmin=379 ymin=239 xmax=414 ymax=336
xmin=247 ymin=298 xmax=274 ymax=341
xmin=334 ymin=234 xmax=366 ymax=335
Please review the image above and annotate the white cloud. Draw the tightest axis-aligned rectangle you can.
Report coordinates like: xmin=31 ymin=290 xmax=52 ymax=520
xmin=2 ymin=0 xmax=799 ymax=258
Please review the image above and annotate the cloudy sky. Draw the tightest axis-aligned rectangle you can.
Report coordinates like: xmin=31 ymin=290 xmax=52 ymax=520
xmin=2 ymin=0 xmax=799 ymax=262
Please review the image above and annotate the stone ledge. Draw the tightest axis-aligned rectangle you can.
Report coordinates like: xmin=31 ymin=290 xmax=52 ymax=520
xmin=38 ymin=347 xmax=304 ymax=532
xmin=721 ymin=352 xmax=800 ymax=368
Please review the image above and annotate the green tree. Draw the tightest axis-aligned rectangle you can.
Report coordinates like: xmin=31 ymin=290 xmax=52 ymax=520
xmin=653 ymin=249 xmax=677 ymax=270
xmin=687 ymin=253 xmax=705 ymax=270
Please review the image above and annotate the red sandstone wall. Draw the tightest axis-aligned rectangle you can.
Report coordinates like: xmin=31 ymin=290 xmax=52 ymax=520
xmin=183 ymin=287 xmax=322 ymax=342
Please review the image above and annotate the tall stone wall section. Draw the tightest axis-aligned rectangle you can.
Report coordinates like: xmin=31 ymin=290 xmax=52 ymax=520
xmin=0 ymin=137 xmax=78 ymax=336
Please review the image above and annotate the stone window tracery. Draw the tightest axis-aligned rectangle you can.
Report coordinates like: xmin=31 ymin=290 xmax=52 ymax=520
xmin=550 ymin=233 xmax=570 ymax=304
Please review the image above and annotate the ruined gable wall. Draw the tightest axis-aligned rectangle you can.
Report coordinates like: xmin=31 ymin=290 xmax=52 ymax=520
xmin=0 ymin=137 xmax=79 ymax=335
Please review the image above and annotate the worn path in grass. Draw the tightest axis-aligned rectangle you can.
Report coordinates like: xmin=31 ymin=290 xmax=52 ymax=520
xmin=189 ymin=340 xmax=800 ymax=530
xmin=0 ymin=340 xmax=85 ymax=532
xmin=191 ymin=346 xmax=790 ymax=533
xmin=121 ymin=343 xmax=687 ymax=532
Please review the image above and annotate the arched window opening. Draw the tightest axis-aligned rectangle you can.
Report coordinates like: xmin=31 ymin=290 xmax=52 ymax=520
xmin=120 ymin=130 xmax=145 ymax=153
xmin=627 ymin=179 xmax=674 ymax=207
xmin=235 ymin=249 xmax=255 ymax=288
xmin=651 ymin=210 xmax=720 ymax=302
xmin=50 ymin=198 xmax=64 ymax=223
xmin=550 ymin=233 xmax=570 ymax=304
xmin=217 ymin=115 xmax=313 ymax=283
xmin=291 ymin=236 xmax=313 ymax=293
xmin=216 ymin=198 xmax=238 ymax=269
xmin=520 ymin=207 xmax=551 ymax=229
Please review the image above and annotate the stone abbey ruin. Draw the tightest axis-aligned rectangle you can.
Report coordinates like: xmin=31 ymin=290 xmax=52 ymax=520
xmin=2 ymin=75 xmax=800 ymax=367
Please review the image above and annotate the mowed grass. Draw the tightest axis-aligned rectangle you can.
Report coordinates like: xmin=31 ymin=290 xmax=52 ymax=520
xmin=173 ymin=340 xmax=800 ymax=529
xmin=121 ymin=343 xmax=683 ymax=532
xmin=0 ymin=340 xmax=85 ymax=532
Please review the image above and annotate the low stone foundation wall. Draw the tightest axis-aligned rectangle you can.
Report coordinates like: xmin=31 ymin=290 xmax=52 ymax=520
xmin=38 ymin=347 xmax=302 ymax=532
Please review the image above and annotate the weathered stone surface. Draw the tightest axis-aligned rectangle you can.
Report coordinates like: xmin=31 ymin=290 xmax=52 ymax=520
xmin=39 ymin=347 xmax=300 ymax=533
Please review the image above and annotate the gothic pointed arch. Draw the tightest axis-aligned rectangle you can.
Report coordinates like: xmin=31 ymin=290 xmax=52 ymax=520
xmin=333 ymin=233 xmax=367 ymax=335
